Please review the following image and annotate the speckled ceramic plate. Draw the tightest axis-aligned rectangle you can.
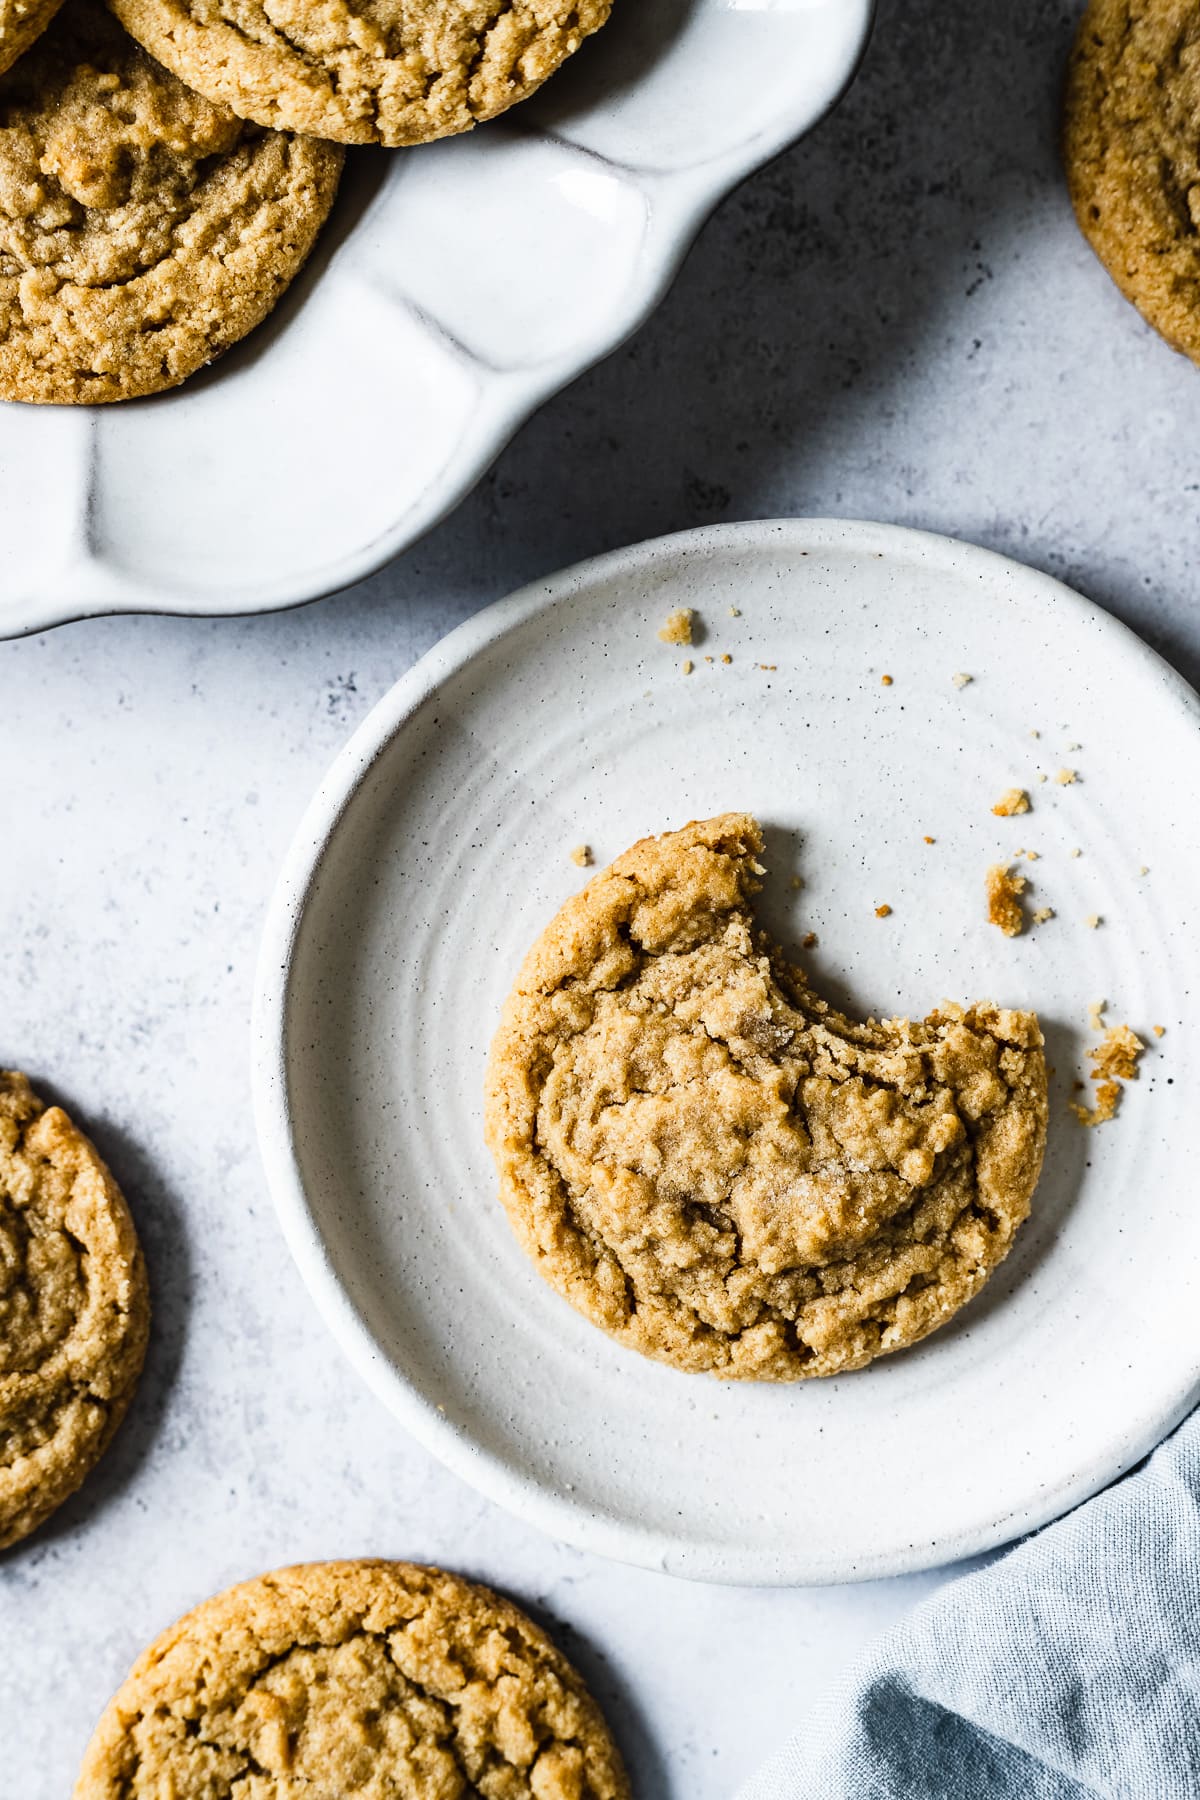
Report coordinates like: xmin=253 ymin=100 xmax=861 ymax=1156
xmin=0 ymin=0 xmax=873 ymax=640
xmin=253 ymin=519 xmax=1200 ymax=1585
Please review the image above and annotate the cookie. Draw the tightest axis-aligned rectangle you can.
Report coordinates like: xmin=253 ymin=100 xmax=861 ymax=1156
xmin=0 ymin=0 xmax=66 ymax=76
xmin=74 ymin=1559 xmax=631 ymax=1799
xmin=0 ymin=1071 xmax=149 ymax=1549
xmin=105 ymin=0 xmax=614 ymax=147
xmin=1065 ymin=0 xmax=1200 ymax=363
xmin=0 ymin=0 xmax=344 ymax=404
xmin=485 ymin=815 xmax=1048 ymax=1381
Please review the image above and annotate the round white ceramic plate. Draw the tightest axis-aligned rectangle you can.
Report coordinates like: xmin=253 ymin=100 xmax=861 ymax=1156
xmin=253 ymin=519 xmax=1200 ymax=1585
xmin=0 ymin=0 xmax=873 ymax=639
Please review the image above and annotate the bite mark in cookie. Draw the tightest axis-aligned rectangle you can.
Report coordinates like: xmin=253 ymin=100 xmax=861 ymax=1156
xmin=485 ymin=815 xmax=1048 ymax=1381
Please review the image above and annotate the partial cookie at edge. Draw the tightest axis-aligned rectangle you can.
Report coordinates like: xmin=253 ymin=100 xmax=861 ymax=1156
xmin=0 ymin=0 xmax=67 ymax=77
xmin=105 ymin=0 xmax=614 ymax=147
xmin=1065 ymin=0 xmax=1200 ymax=363
xmin=73 ymin=1559 xmax=631 ymax=1799
xmin=0 ymin=1070 xmax=150 ymax=1549
xmin=0 ymin=0 xmax=343 ymax=403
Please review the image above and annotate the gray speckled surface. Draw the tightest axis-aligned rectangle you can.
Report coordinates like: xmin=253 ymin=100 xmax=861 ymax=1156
xmin=3 ymin=1 xmax=1199 ymax=1793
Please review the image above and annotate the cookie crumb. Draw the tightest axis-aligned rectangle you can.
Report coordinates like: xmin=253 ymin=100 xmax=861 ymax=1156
xmin=881 ymin=674 xmax=894 ymax=687
xmin=1092 ymin=1023 xmax=1144 ymax=1082
xmin=1032 ymin=906 xmax=1055 ymax=925
xmin=1088 ymin=999 xmax=1107 ymax=1032
xmin=1153 ymin=1024 xmax=1165 ymax=1038
xmin=1071 ymin=1023 xmax=1144 ymax=1127
xmin=1139 ymin=864 xmax=1149 ymax=876
xmin=658 ymin=608 xmax=694 ymax=646
xmin=801 ymin=931 xmax=818 ymax=950
xmin=952 ymin=672 xmax=973 ymax=688
xmin=720 ymin=653 xmax=732 ymax=666
xmin=790 ymin=876 xmax=804 ymax=890
xmin=992 ymin=787 xmax=1031 ymax=818
xmin=1085 ymin=913 xmax=1101 ymax=929
xmin=1070 ymin=1081 xmax=1121 ymax=1127
xmin=1055 ymin=768 xmax=1078 ymax=785
xmin=923 ymin=835 xmax=935 ymax=845
xmin=728 ymin=606 xmax=741 ymax=617
xmin=569 ymin=845 xmax=593 ymax=868
xmin=875 ymin=903 xmax=892 ymax=918
xmin=682 ymin=659 xmax=694 ymax=675
xmin=986 ymin=864 xmax=1027 ymax=936
xmin=1070 ymin=847 xmax=1082 ymax=858
xmin=1036 ymin=772 xmax=1048 ymax=784
xmin=1030 ymin=728 xmax=1040 ymax=738
xmin=758 ymin=663 xmax=777 ymax=671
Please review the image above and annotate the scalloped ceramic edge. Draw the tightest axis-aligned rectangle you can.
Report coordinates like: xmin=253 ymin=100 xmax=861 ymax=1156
xmin=251 ymin=518 xmax=1200 ymax=1586
xmin=0 ymin=1 xmax=874 ymax=639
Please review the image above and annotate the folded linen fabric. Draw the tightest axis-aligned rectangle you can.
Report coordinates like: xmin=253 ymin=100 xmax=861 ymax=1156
xmin=738 ymin=1410 xmax=1200 ymax=1800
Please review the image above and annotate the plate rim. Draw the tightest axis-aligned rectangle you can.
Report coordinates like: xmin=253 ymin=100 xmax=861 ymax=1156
xmin=2 ymin=1 xmax=876 ymax=640
xmin=251 ymin=516 xmax=1200 ymax=1585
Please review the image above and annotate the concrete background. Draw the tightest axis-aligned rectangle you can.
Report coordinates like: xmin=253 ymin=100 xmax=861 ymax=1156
xmin=4 ymin=2 xmax=1199 ymax=1793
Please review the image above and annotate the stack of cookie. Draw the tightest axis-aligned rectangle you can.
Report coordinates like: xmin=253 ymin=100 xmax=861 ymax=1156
xmin=0 ymin=0 xmax=613 ymax=403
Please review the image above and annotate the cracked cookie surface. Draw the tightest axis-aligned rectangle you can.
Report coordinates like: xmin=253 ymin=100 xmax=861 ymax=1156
xmin=0 ymin=1070 xmax=149 ymax=1548
xmin=0 ymin=0 xmax=343 ymax=403
xmin=74 ymin=1560 xmax=631 ymax=1799
xmin=104 ymin=0 xmax=614 ymax=147
xmin=1065 ymin=0 xmax=1200 ymax=363
xmin=485 ymin=815 xmax=1048 ymax=1380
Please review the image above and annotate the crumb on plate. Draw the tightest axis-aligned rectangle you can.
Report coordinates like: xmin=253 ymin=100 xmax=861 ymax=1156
xmin=682 ymin=659 xmax=694 ymax=675
xmin=720 ymin=653 xmax=732 ymax=665
xmin=875 ymin=903 xmax=892 ymax=918
xmin=992 ymin=787 xmax=1031 ymax=818
xmin=1153 ymin=1024 xmax=1166 ymax=1038
xmin=881 ymin=674 xmax=893 ymax=686
xmin=1091 ymin=1023 xmax=1144 ymax=1082
xmin=986 ymin=864 xmax=1027 ymax=937
xmin=802 ymin=931 xmax=818 ymax=950
xmin=1071 ymin=1023 xmax=1145 ymax=1127
xmin=952 ymin=672 xmax=973 ymax=688
xmin=570 ymin=845 xmax=593 ymax=868
xmin=1070 ymin=1080 xmax=1122 ymax=1128
xmin=1056 ymin=768 xmax=1078 ymax=786
xmin=1086 ymin=913 xmax=1101 ymax=929
xmin=728 ymin=606 xmax=741 ymax=617
xmin=658 ymin=608 xmax=694 ymax=646
xmin=923 ymin=835 xmax=935 ymax=845
xmin=1032 ymin=906 xmax=1055 ymax=925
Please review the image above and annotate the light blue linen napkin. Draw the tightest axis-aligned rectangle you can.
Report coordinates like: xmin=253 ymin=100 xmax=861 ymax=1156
xmin=738 ymin=1410 xmax=1200 ymax=1799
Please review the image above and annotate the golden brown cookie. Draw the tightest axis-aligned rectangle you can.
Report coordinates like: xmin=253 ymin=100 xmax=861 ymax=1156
xmin=0 ymin=0 xmax=343 ymax=404
xmin=105 ymin=0 xmax=614 ymax=147
xmin=1065 ymin=0 xmax=1200 ymax=363
xmin=485 ymin=815 xmax=1048 ymax=1381
xmin=74 ymin=1560 xmax=631 ymax=1800
xmin=0 ymin=1071 xmax=149 ymax=1550
xmin=0 ymin=0 xmax=66 ymax=77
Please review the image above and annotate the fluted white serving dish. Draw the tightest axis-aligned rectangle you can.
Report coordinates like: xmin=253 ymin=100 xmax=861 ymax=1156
xmin=0 ymin=0 xmax=874 ymax=638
